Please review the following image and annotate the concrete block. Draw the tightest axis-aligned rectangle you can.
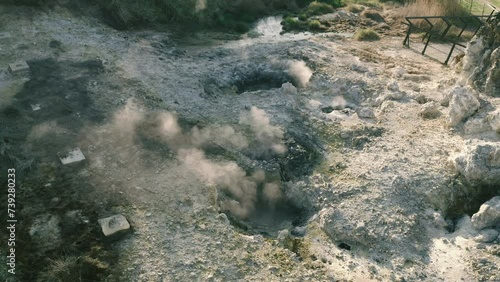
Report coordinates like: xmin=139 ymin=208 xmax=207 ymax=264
xmin=8 ymin=61 xmax=30 ymax=75
xmin=0 ymin=32 xmax=11 ymax=43
xmin=98 ymin=214 xmax=130 ymax=237
xmin=59 ymin=148 xmax=86 ymax=165
xmin=31 ymin=104 xmax=41 ymax=111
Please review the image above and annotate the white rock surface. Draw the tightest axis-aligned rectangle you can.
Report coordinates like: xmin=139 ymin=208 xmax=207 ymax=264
xmin=471 ymin=196 xmax=500 ymax=230
xmin=448 ymin=86 xmax=480 ymax=126
xmin=455 ymin=141 xmax=500 ymax=184
xmin=357 ymin=107 xmax=375 ymax=119
xmin=487 ymin=109 xmax=500 ymax=133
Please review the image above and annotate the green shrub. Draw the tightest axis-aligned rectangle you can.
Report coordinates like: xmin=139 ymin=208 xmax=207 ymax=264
xmin=282 ymin=16 xmax=307 ymax=31
xmin=305 ymin=1 xmax=335 ymax=16
xmin=308 ymin=19 xmax=322 ymax=29
xmin=354 ymin=28 xmax=381 ymax=41
xmin=298 ymin=13 xmax=308 ymax=20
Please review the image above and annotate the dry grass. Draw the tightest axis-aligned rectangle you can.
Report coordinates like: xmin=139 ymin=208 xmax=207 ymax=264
xmin=399 ymin=0 xmax=470 ymax=30
xmin=355 ymin=28 xmax=381 ymax=40
xmin=346 ymin=4 xmax=365 ymax=13
xmin=400 ymin=0 xmax=468 ymax=17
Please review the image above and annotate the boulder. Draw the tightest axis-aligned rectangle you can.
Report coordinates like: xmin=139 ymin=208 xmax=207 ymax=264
xmin=463 ymin=117 xmax=492 ymax=135
xmin=448 ymin=86 xmax=480 ymax=126
xmin=471 ymin=196 xmax=500 ymax=230
xmin=454 ymin=141 xmax=500 ymax=185
xmin=419 ymin=101 xmax=441 ymax=119
xmin=473 ymin=229 xmax=499 ymax=243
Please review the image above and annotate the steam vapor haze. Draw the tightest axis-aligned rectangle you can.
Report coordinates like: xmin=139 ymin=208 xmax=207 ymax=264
xmin=113 ymin=100 xmax=285 ymax=219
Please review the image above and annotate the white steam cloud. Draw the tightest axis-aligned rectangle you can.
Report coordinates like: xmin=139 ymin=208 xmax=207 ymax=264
xmin=195 ymin=0 xmax=207 ymax=12
xmin=239 ymin=106 xmax=287 ymax=156
xmin=288 ymin=60 xmax=313 ymax=88
xmin=111 ymin=100 xmax=285 ymax=218
xmin=331 ymin=96 xmax=347 ymax=110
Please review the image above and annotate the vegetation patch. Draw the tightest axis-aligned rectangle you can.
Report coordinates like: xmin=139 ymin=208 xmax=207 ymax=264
xmin=345 ymin=4 xmax=365 ymax=13
xmin=355 ymin=28 xmax=381 ymax=41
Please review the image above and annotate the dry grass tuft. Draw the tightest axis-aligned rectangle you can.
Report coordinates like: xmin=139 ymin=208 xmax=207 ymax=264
xmin=355 ymin=28 xmax=381 ymax=41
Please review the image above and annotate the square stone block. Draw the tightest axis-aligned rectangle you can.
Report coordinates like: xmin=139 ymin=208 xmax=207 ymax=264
xmin=59 ymin=148 xmax=86 ymax=165
xmin=98 ymin=214 xmax=130 ymax=237
xmin=8 ymin=61 xmax=30 ymax=75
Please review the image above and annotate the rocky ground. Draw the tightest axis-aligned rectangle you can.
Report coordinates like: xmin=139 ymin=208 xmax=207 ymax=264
xmin=0 ymin=4 xmax=499 ymax=282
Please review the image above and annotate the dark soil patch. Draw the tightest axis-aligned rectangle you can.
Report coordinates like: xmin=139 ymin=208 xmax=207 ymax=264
xmin=0 ymin=58 xmax=126 ymax=281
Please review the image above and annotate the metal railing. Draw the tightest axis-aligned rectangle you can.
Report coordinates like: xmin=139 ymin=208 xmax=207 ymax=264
xmin=402 ymin=9 xmax=498 ymax=64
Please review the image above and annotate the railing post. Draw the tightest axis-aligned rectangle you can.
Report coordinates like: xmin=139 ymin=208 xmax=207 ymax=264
xmin=445 ymin=43 xmax=457 ymax=65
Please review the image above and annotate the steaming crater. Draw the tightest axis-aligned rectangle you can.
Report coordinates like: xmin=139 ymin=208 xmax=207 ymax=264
xmin=219 ymin=180 xmax=310 ymax=237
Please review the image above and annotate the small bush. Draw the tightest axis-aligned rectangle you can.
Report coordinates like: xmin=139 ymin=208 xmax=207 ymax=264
xmin=298 ymin=13 xmax=308 ymax=20
xmin=361 ymin=9 xmax=385 ymax=22
xmin=355 ymin=28 xmax=381 ymax=41
xmin=346 ymin=4 xmax=365 ymax=13
xmin=282 ymin=16 xmax=307 ymax=31
xmin=308 ymin=19 xmax=322 ymax=29
xmin=305 ymin=1 xmax=335 ymax=16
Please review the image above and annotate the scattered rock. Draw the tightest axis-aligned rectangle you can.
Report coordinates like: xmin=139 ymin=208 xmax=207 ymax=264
xmin=447 ymin=86 xmax=480 ymax=126
xmin=473 ymin=229 xmax=499 ymax=243
xmin=361 ymin=10 xmax=385 ymax=22
xmin=357 ymin=107 xmax=376 ymax=119
xmin=98 ymin=214 xmax=131 ymax=238
xmin=463 ymin=117 xmax=492 ymax=135
xmin=471 ymin=196 xmax=500 ymax=230
xmin=386 ymin=81 xmax=399 ymax=92
xmin=290 ymin=226 xmax=307 ymax=238
xmin=419 ymin=101 xmax=441 ymax=119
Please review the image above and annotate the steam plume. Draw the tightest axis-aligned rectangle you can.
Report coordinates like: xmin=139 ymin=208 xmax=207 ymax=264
xmin=239 ymin=106 xmax=286 ymax=156
xmin=288 ymin=60 xmax=313 ymax=88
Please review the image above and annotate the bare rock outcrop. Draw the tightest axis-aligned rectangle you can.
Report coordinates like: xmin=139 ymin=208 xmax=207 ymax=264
xmin=471 ymin=196 xmax=500 ymax=230
xmin=447 ymin=86 xmax=480 ymax=126
xmin=461 ymin=13 xmax=500 ymax=96
xmin=454 ymin=140 xmax=500 ymax=185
